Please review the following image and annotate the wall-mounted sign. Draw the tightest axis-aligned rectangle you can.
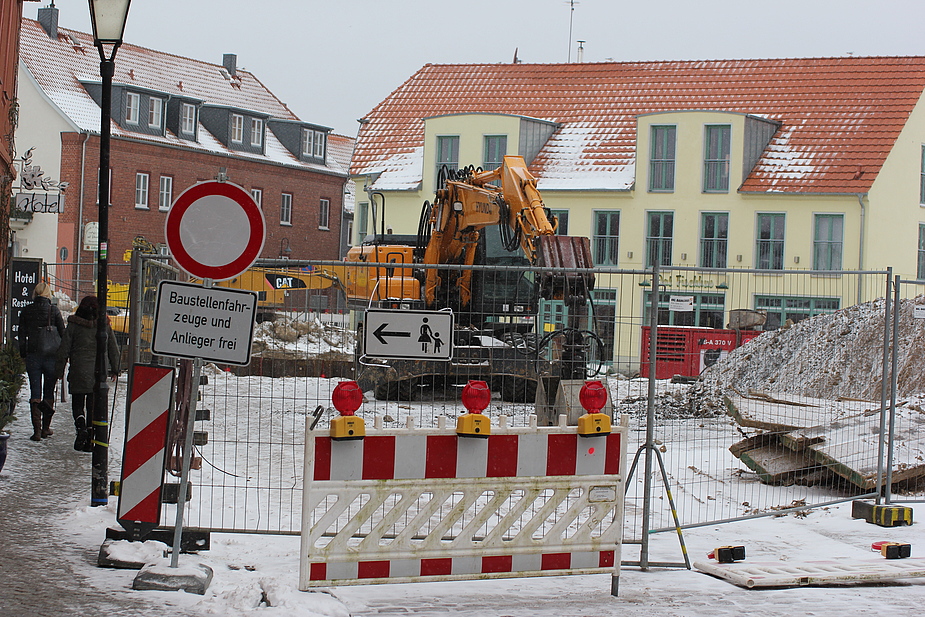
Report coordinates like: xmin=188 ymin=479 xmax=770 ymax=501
xmin=84 ymin=221 xmax=99 ymax=252
xmin=16 ymin=193 xmax=64 ymax=213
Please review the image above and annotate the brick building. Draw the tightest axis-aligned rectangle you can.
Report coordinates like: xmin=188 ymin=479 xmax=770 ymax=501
xmin=16 ymin=7 xmax=352 ymax=299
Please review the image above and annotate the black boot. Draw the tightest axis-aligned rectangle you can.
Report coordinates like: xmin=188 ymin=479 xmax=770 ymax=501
xmin=29 ymin=401 xmax=43 ymax=441
xmin=39 ymin=400 xmax=55 ymax=438
xmin=74 ymin=415 xmax=89 ymax=451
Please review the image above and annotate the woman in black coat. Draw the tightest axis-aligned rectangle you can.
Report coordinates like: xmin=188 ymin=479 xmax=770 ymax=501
xmin=55 ymin=295 xmax=121 ymax=451
xmin=18 ymin=281 xmax=65 ymax=441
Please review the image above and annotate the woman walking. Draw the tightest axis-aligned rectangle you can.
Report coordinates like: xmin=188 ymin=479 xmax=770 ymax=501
xmin=18 ymin=281 xmax=65 ymax=441
xmin=55 ymin=296 xmax=120 ymax=451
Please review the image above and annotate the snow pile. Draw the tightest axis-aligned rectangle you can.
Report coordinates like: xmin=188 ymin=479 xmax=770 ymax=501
xmin=251 ymin=314 xmax=355 ymax=358
xmin=690 ymin=295 xmax=925 ymax=413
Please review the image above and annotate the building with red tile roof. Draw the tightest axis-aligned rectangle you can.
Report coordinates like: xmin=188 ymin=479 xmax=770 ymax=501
xmin=14 ymin=8 xmax=353 ymax=301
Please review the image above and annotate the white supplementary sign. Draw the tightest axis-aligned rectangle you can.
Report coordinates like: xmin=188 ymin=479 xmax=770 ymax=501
xmin=84 ymin=221 xmax=98 ymax=252
xmin=669 ymin=295 xmax=694 ymax=312
xmin=363 ymin=309 xmax=454 ymax=361
xmin=914 ymin=305 xmax=925 ymax=319
xmin=151 ymin=280 xmax=257 ymax=365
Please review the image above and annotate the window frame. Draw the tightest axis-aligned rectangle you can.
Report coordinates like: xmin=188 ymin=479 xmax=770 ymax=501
xmin=134 ymin=172 xmax=149 ymax=209
xmin=314 ymin=130 xmax=325 ymax=158
xmin=180 ymin=103 xmax=196 ymax=135
xmin=230 ymin=114 xmax=244 ymax=143
xmin=250 ymin=118 xmax=264 ymax=147
xmin=148 ymin=97 xmax=163 ymax=129
xmin=645 ymin=291 xmax=726 ymax=329
xmin=125 ymin=92 xmax=140 ymax=125
xmin=700 ymin=212 xmax=728 ymax=268
xmin=483 ymin=135 xmax=507 ymax=171
xmin=703 ymin=124 xmax=731 ymax=193
xmin=813 ymin=213 xmax=844 ymax=270
xmin=918 ymin=223 xmax=925 ymax=280
xmin=646 ymin=211 xmax=674 ymax=267
xmin=158 ymin=175 xmax=172 ymax=211
xmin=592 ymin=210 xmax=620 ymax=266
xmin=755 ymin=295 xmax=839 ymax=330
xmin=280 ymin=192 xmax=292 ymax=226
xmin=920 ymin=145 xmax=925 ymax=205
xmin=550 ymin=209 xmax=569 ymax=235
xmin=319 ymin=198 xmax=330 ymax=230
xmin=649 ymin=125 xmax=676 ymax=192
xmin=756 ymin=213 xmax=786 ymax=270
xmin=302 ymin=129 xmax=314 ymax=157
xmin=251 ymin=188 xmax=262 ymax=208
xmin=436 ymin=135 xmax=460 ymax=184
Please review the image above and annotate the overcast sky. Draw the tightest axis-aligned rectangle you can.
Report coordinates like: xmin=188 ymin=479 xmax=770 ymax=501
xmin=42 ymin=0 xmax=925 ymax=136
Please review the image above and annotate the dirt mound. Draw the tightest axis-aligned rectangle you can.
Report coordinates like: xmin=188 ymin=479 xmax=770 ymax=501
xmin=690 ymin=295 xmax=925 ymax=413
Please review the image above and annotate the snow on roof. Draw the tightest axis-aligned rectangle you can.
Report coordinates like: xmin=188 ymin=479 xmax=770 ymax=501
xmin=18 ymin=18 xmax=351 ymax=175
xmin=352 ymin=58 xmax=925 ymax=194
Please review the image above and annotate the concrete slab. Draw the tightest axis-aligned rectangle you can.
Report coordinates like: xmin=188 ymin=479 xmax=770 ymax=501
xmin=132 ymin=560 xmax=213 ymax=595
xmin=695 ymin=558 xmax=925 ymax=588
xmin=97 ymin=538 xmax=167 ymax=569
xmin=724 ymin=393 xmax=875 ymax=432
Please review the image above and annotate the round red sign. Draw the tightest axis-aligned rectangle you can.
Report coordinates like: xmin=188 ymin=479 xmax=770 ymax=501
xmin=164 ymin=181 xmax=265 ymax=281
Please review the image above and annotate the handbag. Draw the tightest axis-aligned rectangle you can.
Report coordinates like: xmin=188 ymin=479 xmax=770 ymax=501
xmin=35 ymin=306 xmax=61 ymax=356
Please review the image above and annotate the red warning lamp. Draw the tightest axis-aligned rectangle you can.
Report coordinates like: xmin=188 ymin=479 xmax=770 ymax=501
xmin=458 ymin=380 xmax=491 ymax=438
xmin=579 ymin=380 xmax=608 ymax=414
xmin=332 ymin=380 xmax=363 ymax=416
xmin=461 ymin=380 xmax=491 ymax=414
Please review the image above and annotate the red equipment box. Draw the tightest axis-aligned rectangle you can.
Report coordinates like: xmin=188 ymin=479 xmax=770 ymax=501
xmin=639 ymin=326 xmax=762 ymax=380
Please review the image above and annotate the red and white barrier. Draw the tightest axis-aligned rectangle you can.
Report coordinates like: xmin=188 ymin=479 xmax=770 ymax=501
xmin=300 ymin=415 xmax=627 ymax=588
xmin=117 ymin=364 xmax=174 ymax=533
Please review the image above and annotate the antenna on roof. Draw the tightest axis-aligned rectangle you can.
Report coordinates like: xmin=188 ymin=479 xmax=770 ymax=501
xmin=565 ymin=0 xmax=579 ymax=62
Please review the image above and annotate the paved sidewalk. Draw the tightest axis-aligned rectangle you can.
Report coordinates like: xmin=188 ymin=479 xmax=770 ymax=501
xmin=0 ymin=398 xmax=195 ymax=617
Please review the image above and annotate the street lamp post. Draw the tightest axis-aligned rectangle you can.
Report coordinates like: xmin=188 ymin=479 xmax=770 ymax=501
xmin=88 ymin=0 xmax=131 ymax=507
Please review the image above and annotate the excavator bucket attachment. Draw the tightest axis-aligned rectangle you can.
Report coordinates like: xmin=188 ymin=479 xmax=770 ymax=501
xmin=536 ymin=235 xmax=595 ymax=301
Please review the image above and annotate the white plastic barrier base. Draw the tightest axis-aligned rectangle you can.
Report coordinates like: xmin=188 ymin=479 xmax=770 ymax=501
xmin=695 ymin=558 xmax=925 ymax=588
xmin=299 ymin=415 xmax=627 ymax=588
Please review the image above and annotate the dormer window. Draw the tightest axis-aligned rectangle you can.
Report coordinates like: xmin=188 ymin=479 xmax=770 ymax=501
xmin=302 ymin=128 xmax=314 ymax=157
xmin=251 ymin=118 xmax=263 ymax=147
xmin=148 ymin=97 xmax=163 ymax=129
xmin=181 ymin=103 xmax=196 ymax=135
xmin=125 ymin=92 xmax=140 ymax=124
xmin=313 ymin=130 xmax=325 ymax=158
xmin=703 ymin=124 xmax=731 ymax=192
xmin=231 ymin=114 xmax=244 ymax=143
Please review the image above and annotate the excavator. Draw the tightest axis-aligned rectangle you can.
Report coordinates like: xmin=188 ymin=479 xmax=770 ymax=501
xmin=345 ymin=155 xmax=601 ymax=403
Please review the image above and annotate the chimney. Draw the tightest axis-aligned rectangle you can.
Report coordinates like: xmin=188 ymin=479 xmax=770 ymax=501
xmin=223 ymin=53 xmax=237 ymax=77
xmin=37 ymin=2 xmax=59 ymax=38
xmin=577 ymin=41 xmax=585 ymax=63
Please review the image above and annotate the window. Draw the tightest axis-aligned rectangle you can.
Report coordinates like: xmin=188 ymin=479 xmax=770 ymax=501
xmin=920 ymin=145 xmax=925 ymax=205
xmin=280 ymin=193 xmax=292 ymax=225
xmin=813 ymin=214 xmax=844 ymax=270
xmin=231 ymin=114 xmax=244 ymax=143
xmin=250 ymin=118 xmax=263 ymax=147
xmin=551 ymin=209 xmax=569 ymax=235
xmin=148 ymin=97 xmax=163 ymax=129
xmin=646 ymin=211 xmax=674 ymax=267
xmin=436 ymin=135 xmax=459 ymax=183
xmin=181 ymin=103 xmax=196 ymax=135
xmin=593 ymin=211 xmax=620 ymax=266
xmin=649 ymin=125 xmax=676 ymax=192
xmin=314 ymin=131 xmax=325 ymax=158
xmin=645 ymin=292 xmax=725 ymax=329
xmin=125 ymin=92 xmax=140 ymax=124
xmin=356 ymin=201 xmax=369 ymax=243
xmin=700 ymin=212 xmax=728 ymax=268
xmin=135 ymin=173 xmax=149 ymax=209
xmin=302 ymin=129 xmax=314 ymax=157
xmin=756 ymin=213 xmax=785 ymax=269
xmin=918 ymin=224 xmax=925 ymax=280
xmin=703 ymin=124 xmax=731 ymax=192
xmin=755 ymin=296 xmax=839 ymax=330
xmin=158 ymin=176 xmax=172 ymax=211
xmin=319 ymin=199 xmax=330 ymax=229
xmin=483 ymin=135 xmax=507 ymax=171
xmin=251 ymin=188 xmax=262 ymax=208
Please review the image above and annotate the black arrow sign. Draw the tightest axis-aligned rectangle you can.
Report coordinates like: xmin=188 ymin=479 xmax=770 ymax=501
xmin=373 ymin=322 xmax=412 ymax=345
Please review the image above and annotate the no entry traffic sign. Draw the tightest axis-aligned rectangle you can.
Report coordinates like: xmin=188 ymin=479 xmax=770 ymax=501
xmin=165 ymin=181 xmax=265 ymax=281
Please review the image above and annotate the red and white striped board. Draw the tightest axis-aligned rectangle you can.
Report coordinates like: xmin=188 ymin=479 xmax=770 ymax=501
xmin=300 ymin=419 xmax=627 ymax=588
xmin=117 ymin=364 xmax=174 ymax=534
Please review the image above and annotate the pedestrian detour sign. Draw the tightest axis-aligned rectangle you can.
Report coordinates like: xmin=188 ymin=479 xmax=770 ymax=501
xmin=363 ymin=308 xmax=454 ymax=361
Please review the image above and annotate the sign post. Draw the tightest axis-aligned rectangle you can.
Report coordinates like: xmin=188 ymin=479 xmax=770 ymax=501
xmin=159 ymin=180 xmax=265 ymax=567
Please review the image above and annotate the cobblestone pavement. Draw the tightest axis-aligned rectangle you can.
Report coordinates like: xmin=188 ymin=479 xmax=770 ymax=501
xmin=0 ymin=401 xmax=196 ymax=617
